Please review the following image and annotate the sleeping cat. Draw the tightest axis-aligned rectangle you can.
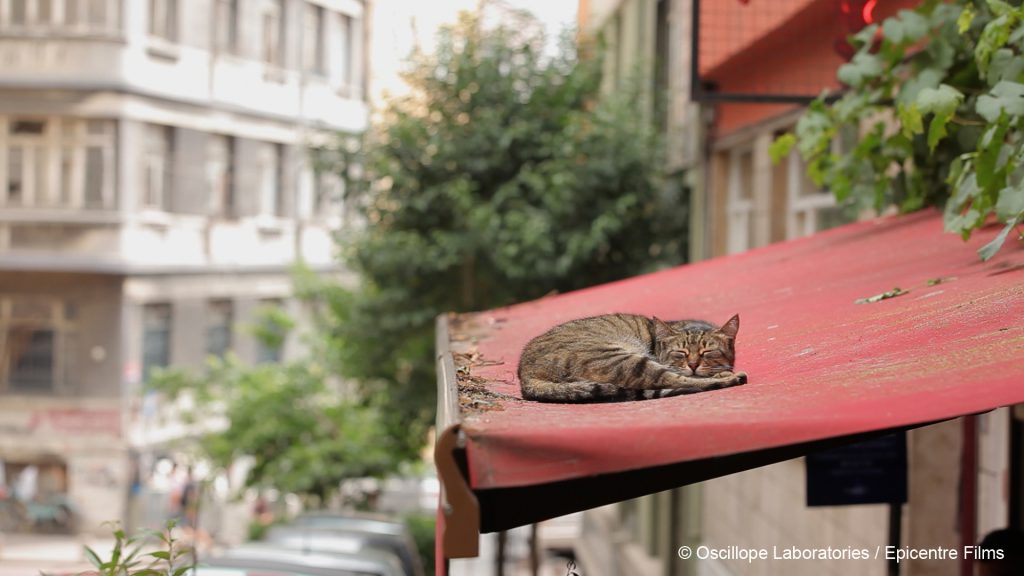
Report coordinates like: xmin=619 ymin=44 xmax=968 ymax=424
xmin=518 ymin=313 xmax=746 ymax=403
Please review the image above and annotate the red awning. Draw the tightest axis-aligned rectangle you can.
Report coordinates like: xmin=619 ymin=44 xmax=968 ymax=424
xmin=434 ymin=210 xmax=1024 ymax=560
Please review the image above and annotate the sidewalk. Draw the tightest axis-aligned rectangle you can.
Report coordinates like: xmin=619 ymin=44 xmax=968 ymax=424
xmin=0 ymin=533 xmax=113 ymax=576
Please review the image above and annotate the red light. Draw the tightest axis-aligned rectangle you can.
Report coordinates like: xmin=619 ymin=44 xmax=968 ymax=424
xmin=862 ymin=0 xmax=877 ymax=23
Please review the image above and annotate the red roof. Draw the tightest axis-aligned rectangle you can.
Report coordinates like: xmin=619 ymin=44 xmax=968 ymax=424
xmin=436 ymin=210 xmax=1024 ymax=555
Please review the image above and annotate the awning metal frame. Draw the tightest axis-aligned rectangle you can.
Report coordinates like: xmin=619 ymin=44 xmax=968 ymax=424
xmin=435 ymin=314 xmax=479 ymax=559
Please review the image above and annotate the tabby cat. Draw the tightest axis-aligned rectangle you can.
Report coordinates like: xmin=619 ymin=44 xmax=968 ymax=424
xmin=518 ymin=313 xmax=746 ymax=403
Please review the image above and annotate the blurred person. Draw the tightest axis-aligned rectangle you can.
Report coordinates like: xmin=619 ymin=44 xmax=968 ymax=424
xmin=975 ymin=528 xmax=1024 ymax=576
xmin=253 ymin=493 xmax=273 ymax=526
xmin=168 ymin=463 xmax=198 ymax=529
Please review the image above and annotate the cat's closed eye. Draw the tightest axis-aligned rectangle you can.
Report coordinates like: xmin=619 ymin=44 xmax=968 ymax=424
xmin=703 ymin=350 xmax=722 ymax=358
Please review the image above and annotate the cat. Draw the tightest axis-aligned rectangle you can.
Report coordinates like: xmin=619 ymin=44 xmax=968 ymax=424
xmin=518 ymin=313 xmax=746 ymax=403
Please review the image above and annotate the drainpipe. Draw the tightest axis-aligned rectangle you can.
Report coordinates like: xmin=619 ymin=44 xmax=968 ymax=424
xmin=960 ymin=415 xmax=977 ymax=576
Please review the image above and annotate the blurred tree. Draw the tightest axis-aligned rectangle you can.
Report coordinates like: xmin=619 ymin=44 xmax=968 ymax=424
xmin=148 ymin=306 xmax=403 ymax=503
xmin=311 ymin=8 xmax=688 ymax=460
xmin=150 ymin=358 xmax=402 ymax=502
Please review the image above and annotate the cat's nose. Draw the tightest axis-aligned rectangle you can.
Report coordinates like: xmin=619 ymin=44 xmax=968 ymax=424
xmin=688 ymin=359 xmax=700 ymax=371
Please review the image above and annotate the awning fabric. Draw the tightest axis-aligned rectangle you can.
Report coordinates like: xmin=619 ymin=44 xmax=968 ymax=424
xmin=435 ymin=210 xmax=1024 ymax=557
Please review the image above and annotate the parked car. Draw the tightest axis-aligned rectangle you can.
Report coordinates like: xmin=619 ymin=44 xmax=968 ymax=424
xmin=291 ymin=512 xmax=409 ymax=538
xmin=201 ymin=544 xmax=404 ymax=576
xmin=263 ymin=522 xmax=422 ymax=576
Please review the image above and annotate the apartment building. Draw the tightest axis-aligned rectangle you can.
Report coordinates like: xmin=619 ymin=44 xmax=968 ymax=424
xmin=576 ymin=2 xmax=1023 ymax=576
xmin=0 ymin=0 xmax=369 ymax=533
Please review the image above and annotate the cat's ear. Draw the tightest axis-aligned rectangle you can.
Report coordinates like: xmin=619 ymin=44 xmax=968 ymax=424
xmin=718 ymin=314 xmax=740 ymax=338
xmin=652 ymin=317 xmax=676 ymax=339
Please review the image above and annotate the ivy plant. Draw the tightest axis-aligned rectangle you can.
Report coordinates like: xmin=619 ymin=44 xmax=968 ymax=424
xmin=773 ymin=0 xmax=1024 ymax=260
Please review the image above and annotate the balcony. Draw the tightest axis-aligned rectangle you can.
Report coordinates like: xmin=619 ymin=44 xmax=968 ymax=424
xmin=0 ymin=6 xmax=368 ymax=133
xmin=0 ymin=210 xmax=339 ymax=274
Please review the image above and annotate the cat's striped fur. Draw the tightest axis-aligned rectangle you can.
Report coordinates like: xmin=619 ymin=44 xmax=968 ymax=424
xmin=518 ymin=313 xmax=746 ymax=403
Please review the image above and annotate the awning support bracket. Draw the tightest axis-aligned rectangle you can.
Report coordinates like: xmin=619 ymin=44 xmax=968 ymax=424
xmin=435 ymin=424 xmax=479 ymax=558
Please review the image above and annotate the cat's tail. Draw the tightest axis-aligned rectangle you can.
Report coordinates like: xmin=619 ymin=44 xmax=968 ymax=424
xmin=520 ymin=377 xmax=633 ymax=403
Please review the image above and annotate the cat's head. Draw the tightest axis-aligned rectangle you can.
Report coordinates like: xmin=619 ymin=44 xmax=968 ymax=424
xmin=652 ymin=315 xmax=739 ymax=377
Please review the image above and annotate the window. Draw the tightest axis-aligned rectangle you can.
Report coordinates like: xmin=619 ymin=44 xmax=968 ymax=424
xmin=10 ymin=0 xmax=27 ymax=26
xmin=206 ymin=135 xmax=234 ymax=217
xmin=333 ymin=13 xmax=354 ymax=93
xmin=313 ymin=169 xmax=343 ymax=219
xmin=258 ymin=143 xmax=282 ymax=217
xmin=142 ymin=303 xmax=171 ymax=380
xmin=303 ymin=3 xmax=325 ymax=74
xmin=149 ymin=0 xmax=176 ymax=41
xmin=141 ymin=125 xmax=173 ymax=211
xmin=213 ymin=0 xmax=238 ymax=53
xmin=296 ymin=165 xmax=314 ymax=219
xmin=786 ymin=151 xmax=842 ymax=240
xmin=0 ymin=0 xmax=120 ymax=33
xmin=726 ymin=148 xmax=756 ymax=254
xmin=262 ymin=0 xmax=284 ymax=67
xmin=0 ymin=297 xmax=75 ymax=394
xmin=1 ymin=117 xmax=115 ymax=210
xmin=206 ymin=300 xmax=233 ymax=359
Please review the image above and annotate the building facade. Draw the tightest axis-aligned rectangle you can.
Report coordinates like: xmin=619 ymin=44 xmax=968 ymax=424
xmin=576 ymin=2 xmax=1023 ymax=576
xmin=0 ymin=0 xmax=369 ymax=534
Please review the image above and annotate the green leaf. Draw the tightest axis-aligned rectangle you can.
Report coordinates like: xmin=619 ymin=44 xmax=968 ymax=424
xmin=148 ymin=551 xmax=172 ymax=561
xmin=976 ymin=15 xmax=1013 ymax=74
xmin=899 ymin=10 xmax=929 ymax=42
xmin=995 ymin=184 xmax=1024 ymax=220
xmin=957 ymin=4 xmax=975 ymax=34
xmin=897 ymin=103 xmax=924 ymax=138
xmin=884 ymin=10 xmax=929 ymax=44
xmin=883 ymin=18 xmax=907 ymax=44
xmin=927 ymin=110 xmax=954 ymax=151
xmin=986 ymin=49 xmax=1024 ymax=84
xmin=852 ymin=23 xmax=880 ymax=48
xmin=976 ymin=81 xmax=1024 ymax=122
xmin=978 ymin=217 xmax=1020 ymax=260
xmin=976 ymin=115 xmax=1011 ymax=191
xmin=855 ymin=287 xmax=910 ymax=304
xmin=769 ymin=134 xmax=796 ymax=165
xmin=898 ymin=68 xmax=944 ymax=105
xmin=985 ymin=0 xmax=1014 ymax=17
xmin=838 ymin=52 xmax=883 ymax=87
xmin=917 ymin=83 xmax=964 ymax=117
xmin=84 ymin=547 xmax=103 ymax=570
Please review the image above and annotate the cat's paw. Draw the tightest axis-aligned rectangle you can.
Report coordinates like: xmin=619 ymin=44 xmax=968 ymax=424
xmin=713 ymin=371 xmax=746 ymax=387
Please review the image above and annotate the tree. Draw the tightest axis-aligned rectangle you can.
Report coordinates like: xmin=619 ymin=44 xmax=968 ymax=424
xmin=774 ymin=0 xmax=1024 ymax=260
xmin=312 ymin=8 xmax=688 ymax=458
xmin=148 ymin=308 xmax=403 ymax=503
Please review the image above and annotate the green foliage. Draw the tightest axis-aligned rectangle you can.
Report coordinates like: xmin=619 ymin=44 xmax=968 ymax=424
xmin=148 ymin=356 xmax=403 ymax=501
xmin=65 ymin=521 xmax=192 ymax=576
xmin=781 ymin=0 xmax=1024 ymax=260
xmin=247 ymin=302 xmax=295 ymax=353
xmin=404 ymin=513 xmax=437 ymax=576
xmin=312 ymin=10 xmax=686 ymax=457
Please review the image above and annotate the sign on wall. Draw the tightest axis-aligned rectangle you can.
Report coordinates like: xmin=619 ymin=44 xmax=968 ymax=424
xmin=806 ymin=432 xmax=907 ymax=506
